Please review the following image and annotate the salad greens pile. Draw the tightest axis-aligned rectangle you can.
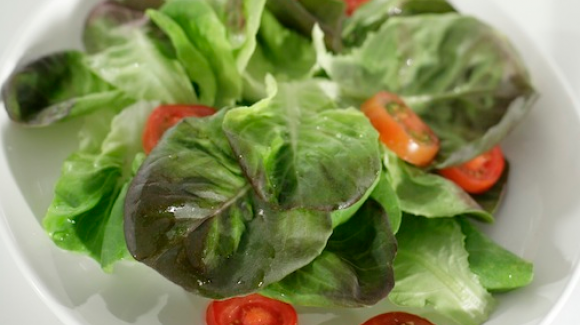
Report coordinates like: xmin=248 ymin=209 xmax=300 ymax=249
xmin=1 ymin=0 xmax=537 ymax=324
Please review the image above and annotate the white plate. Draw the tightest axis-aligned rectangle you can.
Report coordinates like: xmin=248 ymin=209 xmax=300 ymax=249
xmin=2 ymin=0 xmax=580 ymax=324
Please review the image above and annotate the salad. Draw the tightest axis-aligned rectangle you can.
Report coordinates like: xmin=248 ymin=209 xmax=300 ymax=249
xmin=1 ymin=0 xmax=538 ymax=324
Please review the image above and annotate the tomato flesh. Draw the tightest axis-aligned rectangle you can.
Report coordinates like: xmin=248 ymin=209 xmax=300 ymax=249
xmin=142 ymin=104 xmax=216 ymax=154
xmin=361 ymin=91 xmax=440 ymax=167
xmin=206 ymin=294 xmax=297 ymax=325
xmin=361 ymin=311 xmax=435 ymax=325
xmin=439 ymin=146 xmax=506 ymax=194
xmin=344 ymin=0 xmax=370 ymax=15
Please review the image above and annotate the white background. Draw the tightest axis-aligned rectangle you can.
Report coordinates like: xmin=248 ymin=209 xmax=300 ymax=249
xmin=1 ymin=0 xmax=580 ymax=324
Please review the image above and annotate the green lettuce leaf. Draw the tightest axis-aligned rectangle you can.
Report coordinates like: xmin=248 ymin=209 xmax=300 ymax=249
xmin=225 ymin=0 xmax=267 ymax=73
xmin=383 ymin=149 xmax=492 ymax=222
xmin=147 ymin=9 xmax=218 ymax=106
xmin=223 ymin=78 xmax=382 ymax=211
xmin=85 ymin=27 xmax=197 ymax=104
xmin=2 ymin=2 xmax=196 ymax=127
xmin=124 ymin=110 xmax=333 ymax=298
xmin=83 ymin=1 xmax=148 ymax=54
xmin=390 ymin=215 xmax=495 ymax=325
xmin=261 ymin=198 xmax=397 ymax=307
xmin=459 ymin=218 xmax=533 ymax=292
xmin=342 ymin=0 xmax=456 ymax=47
xmin=330 ymin=172 xmax=380 ymax=228
xmin=159 ymin=0 xmax=243 ymax=106
xmin=242 ymin=9 xmax=316 ymax=101
xmin=100 ymin=181 xmax=132 ymax=269
xmin=267 ymin=0 xmax=346 ymax=52
xmin=113 ymin=0 xmax=164 ymax=11
xmin=192 ymin=0 xmax=267 ymax=73
xmin=43 ymin=101 xmax=157 ymax=271
xmin=315 ymin=13 xmax=537 ymax=167
xmin=150 ymin=0 xmax=266 ymax=105
xmin=370 ymin=170 xmax=402 ymax=233
xmin=330 ymin=168 xmax=402 ymax=232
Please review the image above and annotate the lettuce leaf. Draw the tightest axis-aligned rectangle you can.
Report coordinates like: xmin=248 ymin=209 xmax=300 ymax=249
xmin=390 ymin=215 xmax=495 ymax=325
xmin=147 ymin=9 xmax=218 ymax=106
xmin=261 ymin=198 xmax=397 ymax=307
xmin=459 ymin=218 xmax=534 ymax=292
xmin=2 ymin=2 xmax=198 ymax=126
xmin=83 ymin=1 xmax=148 ymax=54
xmin=370 ymin=170 xmax=402 ymax=233
xmin=85 ymin=28 xmax=197 ymax=104
xmin=383 ymin=149 xmax=492 ymax=222
xmin=242 ymin=9 xmax=316 ymax=101
xmin=158 ymin=0 xmax=243 ymax=107
xmin=229 ymin=0 xmax=267 ymax=73
xmin=124 ymin=110 xmax=334 ymax=298
xmin=125 ymin=79 xmax=393 ymax=301
xmin=315 ymin=13 xmax=537 ymax=167
xmin=113 ymin=0 xmax=164 ymax=11
xmin=267 ymin=0 xmax=346 ymax=52
xmin=82 ymin=1 xmax=199 ymax=104
xmin=1 ymin=51 xmax=133 ymax=126
xmin=223 ymin=79 xmax=382 ymax=211
xmin=149 ymin=0 xmax=267 ymax=106
xmin=342 ymin=0 xmax=456 ymax=47
xmin=43 ymin=101 xmax=157 ymax=271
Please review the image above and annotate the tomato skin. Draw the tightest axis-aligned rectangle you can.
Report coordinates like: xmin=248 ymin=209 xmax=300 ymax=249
xmin=142 ymin=104 xmax=216 ymax=154
xmin=206 ymin=294 xmax=298 ymax=325
xmin=344 ymin=0 xmax=370 ymax=15
xmin=361 ymin=91 xmax=440 ymax=167
xmin=439 ymin=146 xmax=506 ymax=194
xmin=361 ymin=312 xmax=435 ymax=325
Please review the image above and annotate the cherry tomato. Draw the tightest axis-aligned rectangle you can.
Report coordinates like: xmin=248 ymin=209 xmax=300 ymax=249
xmin=142 ymin=104 xmax=216 ymax=154
xmin=361 ymin=311 xmax=435 ymax=325
xmin=439 ymin=146 xmax=506 ymax=194
xmin=205 ymin=294 xmax=298 ymax=325
xmin=361 ymin=91 xmax=440 ymax=167
xmin=344 ymin=0 xmax=370 ymax=15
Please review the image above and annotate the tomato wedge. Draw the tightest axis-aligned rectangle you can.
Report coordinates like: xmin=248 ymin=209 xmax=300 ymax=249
xmin=361 ymin=91 xmax=440 ymax=167
xmin=142 ymin=104 xmax=216 ymax=154
xmin=361 ymin=311 xmax=435 ymax=325
xmin=344 ymin=0 xmax=370 ymax=15
xmin=206 ymin=294 xmax=298 ymax=325
xmin=439 ymin=146 xmax=506 ymax=194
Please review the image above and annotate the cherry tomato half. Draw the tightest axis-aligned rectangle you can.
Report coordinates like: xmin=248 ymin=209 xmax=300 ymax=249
xmin=344 ymin=0 xmax=370 ymax=15
xmin=361 ymin=91 xmax=440 ymax=167
xmin=206 ymin=294 xmax=298 ymax=325
xmin=438 ymin=146 xmax=506 ymax=194
xmin=142 ymin=104 xmax=216 ymax=154
xmin=361 ymin=311 xmax=435 ymax=325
